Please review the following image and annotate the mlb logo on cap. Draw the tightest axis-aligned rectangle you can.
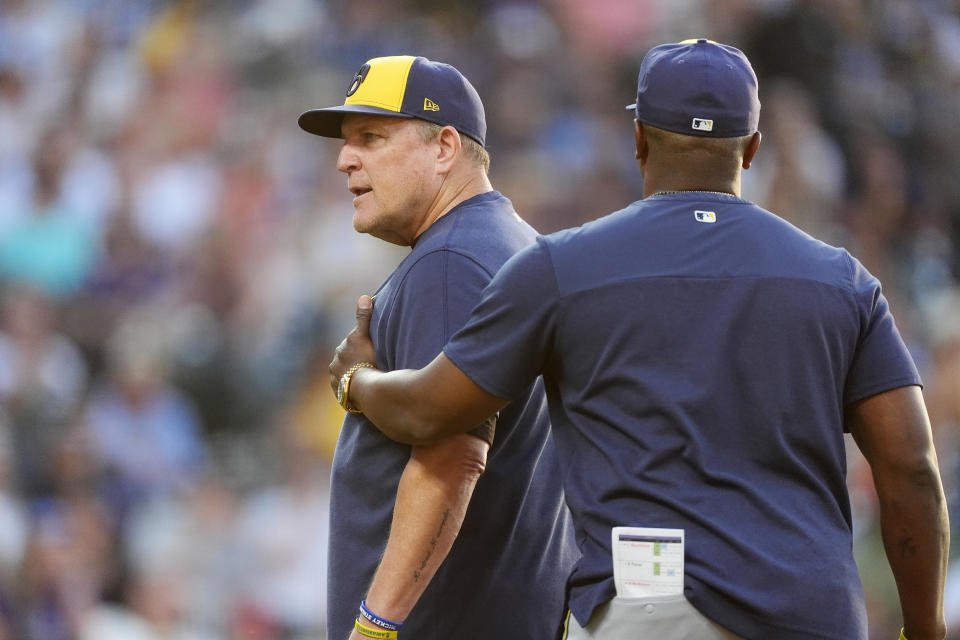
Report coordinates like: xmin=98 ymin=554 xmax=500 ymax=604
xmin=692 ymin=118 xmax=714 ymax=132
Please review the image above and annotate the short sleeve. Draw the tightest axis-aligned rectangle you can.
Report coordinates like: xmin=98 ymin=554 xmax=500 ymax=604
xmin=383 ymin=250 xmax=494 ymax=370
xmin=444 ymin=239 xmax=560 ymax=400
xmin=380 ymin=249 xmax=498 ymax=444
xmin=843 ymin=257 xmax=922 ymax=405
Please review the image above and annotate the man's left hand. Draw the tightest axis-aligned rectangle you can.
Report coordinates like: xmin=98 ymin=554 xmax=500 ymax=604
xmin=330 ymin=295 xmax=377 ymax=393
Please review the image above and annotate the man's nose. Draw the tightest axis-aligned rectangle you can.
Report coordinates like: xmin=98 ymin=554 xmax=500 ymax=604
xmin=337 ymin=143 xmax=359 ymax=173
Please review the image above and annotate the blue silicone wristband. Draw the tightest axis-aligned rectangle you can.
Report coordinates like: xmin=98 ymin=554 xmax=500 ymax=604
xmin=359 ymin=600 xmax=403 ymax=631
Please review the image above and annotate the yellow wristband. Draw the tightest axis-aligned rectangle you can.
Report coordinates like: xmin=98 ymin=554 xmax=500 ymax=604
xmin=355 ymin=618 xmax=398 ymax=639
xmin=899 ymin=629 xmax=908 ymax=640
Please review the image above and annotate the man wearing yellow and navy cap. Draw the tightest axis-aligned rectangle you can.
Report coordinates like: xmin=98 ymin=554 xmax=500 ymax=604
xmin=301 ymin=56 xmax=577 ymax=640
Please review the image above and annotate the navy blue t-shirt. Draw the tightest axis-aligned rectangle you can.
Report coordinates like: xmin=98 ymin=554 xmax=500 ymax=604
xmin=328 ymin=191 xmax=577 ymax=640
xmin=444 ymin=192 xmax=921 ymax=640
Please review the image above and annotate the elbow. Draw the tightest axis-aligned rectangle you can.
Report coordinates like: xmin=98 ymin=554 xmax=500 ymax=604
xmin=459 ymin=444 xmax=487 ymax=479
xmin=875 ymin=437 xmax=943 ymax=489
xmin=899 ymin=453 xmax=946 ymax=497
xmin=433 ymin=450 xmax=486 ymax=483
xmin=411 ymin=433 xmax=490 ymax=484
xmin=448 ymin=434 xmax=490 ymax=483
xmin=909 ymin=462 xmax=946 ymax=496
xmin=876 ymin=454 xmax=948 ymax=516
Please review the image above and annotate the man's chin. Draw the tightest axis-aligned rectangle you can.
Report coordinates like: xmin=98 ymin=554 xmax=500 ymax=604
xmin=352 ymin=211 xmax=374 ymax=234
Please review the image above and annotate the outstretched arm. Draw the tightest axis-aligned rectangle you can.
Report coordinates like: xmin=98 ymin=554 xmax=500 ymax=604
xmin=846 ymin=385 xmax=950 ymax=640
xmin=330 ymin=295 xmax=508 ymax=445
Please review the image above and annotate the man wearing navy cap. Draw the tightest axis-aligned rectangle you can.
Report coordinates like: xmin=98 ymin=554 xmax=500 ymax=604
xmin=300 ymin=56 xmax=576 ymax=640
xmin=329 ymin=41 xmax=950 ymax=639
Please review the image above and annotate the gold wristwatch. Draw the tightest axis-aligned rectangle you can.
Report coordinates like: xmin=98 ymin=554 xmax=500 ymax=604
xmin=337 ymin=362 xmax=376 ymax=413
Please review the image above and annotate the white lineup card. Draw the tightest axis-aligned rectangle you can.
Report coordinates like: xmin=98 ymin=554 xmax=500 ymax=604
xmin=611 ymin=527 xmax=684 ymax=598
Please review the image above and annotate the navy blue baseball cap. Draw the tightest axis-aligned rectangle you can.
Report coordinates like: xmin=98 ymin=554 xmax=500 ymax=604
xmin=626 ymin=39 xmax=760 ymax=138
xmin=298 ymin=55 xmax=487 ymax=147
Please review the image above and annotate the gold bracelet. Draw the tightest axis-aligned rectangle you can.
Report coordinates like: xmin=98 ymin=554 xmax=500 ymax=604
xmin=899 ymin=629 xmax=908 ymax=640
xmin=355 ymin=617 xmax=398 ymax=639
xmin=337 ymin=362 xmax=376 ymax=414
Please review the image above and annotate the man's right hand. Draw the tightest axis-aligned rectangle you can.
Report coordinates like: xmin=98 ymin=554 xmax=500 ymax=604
xmin=330 ymin=295 xmax=377 ymax=394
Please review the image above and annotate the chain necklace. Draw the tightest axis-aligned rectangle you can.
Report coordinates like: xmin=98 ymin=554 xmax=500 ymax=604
xmin=649 ymin=189 xmax=735 ymax=197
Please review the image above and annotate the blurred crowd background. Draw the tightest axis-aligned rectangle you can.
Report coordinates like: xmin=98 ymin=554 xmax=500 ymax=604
xmin=0 ymin=0 xmax=957 ymax=638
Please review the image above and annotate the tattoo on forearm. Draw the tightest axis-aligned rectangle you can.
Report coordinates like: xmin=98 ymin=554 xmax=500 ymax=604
xmin=898 ymin=534 xmax=917 ymax=558
xmin=413 ymin=509 xmax=451 ymax=582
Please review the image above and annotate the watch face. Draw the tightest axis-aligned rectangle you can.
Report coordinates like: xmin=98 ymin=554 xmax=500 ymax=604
xmin=337 ymin=376 xmax=346 ymax=406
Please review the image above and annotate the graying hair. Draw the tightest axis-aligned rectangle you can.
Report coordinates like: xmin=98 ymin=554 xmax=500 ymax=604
xmin=417 ymin=121 xmax=490 ymax=173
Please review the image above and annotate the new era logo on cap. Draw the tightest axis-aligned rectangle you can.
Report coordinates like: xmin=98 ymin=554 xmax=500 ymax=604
xmin=423 ymin=98 xmax=439 ymax=111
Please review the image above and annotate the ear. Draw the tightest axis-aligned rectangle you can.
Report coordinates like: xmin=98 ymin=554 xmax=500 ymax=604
xmin=434 ymin=125 xmax=462 ymax=174
xmin=742 ymin=131 xmax=761 ymax=170
xmin=634 ymin=119 xmax=648 ymax=164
